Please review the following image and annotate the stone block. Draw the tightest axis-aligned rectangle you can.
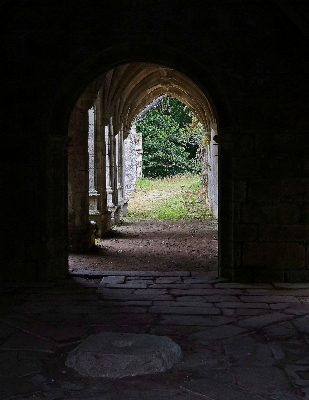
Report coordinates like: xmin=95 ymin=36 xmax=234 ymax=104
xmin=258 ymin=224 xmax=309 ymax=242
xmin=298 ymin=203 xmax=309 ymax=224
xmin=232 ymin=156 xmax=261 ymax=177
xmin=234 ymin=179 xmax=247 ymax=202
xmin=241 ymin=202 xmax=298 ymax=224
xmin=232 ymin=135 xmax=254 ymax=155
xmin=273 ymin=133 xmax=309 ymax=155
xmin=248 ymin=178 xmax=309 ymax=202
xmin=100 ymin=276 xmax=125 ymax=285
xmin=260 ymin=155 xmax=302 ymax=178
xmin=65 ymin=332 xmax=182 ymax=378
xmin=242 ymin=242 xmax=305 ymax=269
xmin=234 ymin=223 xmax=257 ymax=241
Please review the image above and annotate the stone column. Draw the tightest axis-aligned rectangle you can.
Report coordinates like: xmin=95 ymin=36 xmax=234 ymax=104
xmin=215 ymin=131 xmax=234 ymax=281
xmin=105 ymin=118 xmax=119 ymax=224
xmin=68 ymin=104 xmax=95 ymax=252
xmin=90 ymin=98 xmax=112 ymax=236
xmin=116 ymin=127 xmax=128 ymax=216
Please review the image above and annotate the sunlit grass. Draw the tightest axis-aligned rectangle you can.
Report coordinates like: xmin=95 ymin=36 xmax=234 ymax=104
xmin=125 ymin=174 xmax=213 ymax=222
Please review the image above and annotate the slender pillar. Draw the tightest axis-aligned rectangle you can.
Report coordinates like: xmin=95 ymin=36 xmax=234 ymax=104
xmin=90 ymin=96 xmax=112 ymax=236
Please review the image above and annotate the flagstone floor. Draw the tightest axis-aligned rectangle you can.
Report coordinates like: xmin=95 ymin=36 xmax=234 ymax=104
xmin=1 ymin=270 xmax=309 ymax=399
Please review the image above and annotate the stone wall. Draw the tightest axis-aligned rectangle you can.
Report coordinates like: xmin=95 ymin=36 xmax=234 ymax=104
xmin=1 ymin=1 xmax=309 ymax=282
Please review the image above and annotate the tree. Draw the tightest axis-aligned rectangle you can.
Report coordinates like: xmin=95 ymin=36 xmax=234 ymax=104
xmin=135 ymin=96 xmax=203 ymax=178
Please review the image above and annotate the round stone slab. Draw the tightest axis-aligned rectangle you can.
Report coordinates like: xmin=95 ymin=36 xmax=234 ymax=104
xmin=65 ymin=332 xmax=182 ymax=378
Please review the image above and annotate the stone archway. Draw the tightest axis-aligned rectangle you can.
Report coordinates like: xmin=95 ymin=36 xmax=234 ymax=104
xmin=47 ymin=46 xmax=234 ymax=282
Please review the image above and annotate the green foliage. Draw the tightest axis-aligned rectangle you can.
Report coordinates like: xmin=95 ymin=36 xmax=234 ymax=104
xmin=135 ymin=97 xmax=203 ymax=178
xmin=126 ymin=175 xmax=213 ymax=222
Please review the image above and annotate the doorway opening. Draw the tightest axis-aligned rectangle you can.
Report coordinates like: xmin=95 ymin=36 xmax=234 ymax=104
xmin=67 ymin=62 xmax=219 ymax=276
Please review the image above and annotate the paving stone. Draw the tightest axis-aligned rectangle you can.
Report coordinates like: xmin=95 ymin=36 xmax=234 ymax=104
xmin=268 ymin=341 xmax=286 ymax=361
xmin=0 ymin=320 xmax=16 ymax=340
xmin=264 ymin=321 xmax=298 ymax=340
xmin=203 ymin=295 xmax=240 ymax=302
xmin=133 ymin=294 xmax=174 ymax=301
xmin=94 ymin=271 xmax=191 ymax=277
xmin=285 ymin=364 xmax=309 ymax=387
xmin=100 ymin=276 xmax=125 ymax=285
xmin=291 ymin=315 xmax=309 ymax=334
xmin=85 ymin=312 xmax=154 ymax=325
xmin=270 ymin=303 xmax=292 ymax=310
xmin=180 ymin=343 xmax=229 ymax=369
xmin=224 ymin=335 xmax=260 ymax=362
xmin=150 ymin=306 xmax=221 ymax=315
xmin=155 ymin=277 xmax=182 ymax=284
xmin=190 ymin=324 xmax=247 ymax=342
xmin=61 ymin=381 xmax=86 ymax=390
xmin=114 ymin=388 xmax=198 ymax=400
xmin=1 ymin=330 xmax=56 ymax=353
xmin=104 ymin=300 xmax=152 ymax=306
xmin=190 ymin=271 xmax=217 ymax=278
xmin=281 ymin=303 xmax=309 ymax=316
xmin=236 ymin=309 xmax=271 ymax=316
xmin=70 ymin=269 xmax=107 ymax=276
xmin=230 ymin=365 xmax=298 ymax=399
xmin=181 ymin=278 xmax=211 ymax=284
xmin=152 ymin=301 xmax=213 ymax=308
xmin=134 ymin=289 xmax=169 ymax=295
xmin=237 ymin=312 xmax=293 ymax=328
xmin=149 ymin=283 xmax=213 ymax=289
xmin=273 ymin=282 xmax=309 ymax=289
xmin=273 ymin=337 xmax=309 ymax=364
xmin=216 ymin=302 xmax=269 ymax=309
xmin=160 ymin=315 xmax=234 ymax=326
xmin=96 ymin=288 xmax=135 ymax=297
xmin=174 ymin=295 xmax=205 ymax=302
xmin=65 ymin=332 xmax=182 ymax=378
xmin=222 ymin=308 xmax=236 ymax=316
xmin=215 ymin=283 xmax=273 ymax=289
xmin=0 ymin=377 xmax=39 ymax=399
xmin=240 ymin=295 xmax=299 ymax=303
xmin=13 ymin=301 xmax=57 ymax=313
xmin=103 ymin=282 xmax=149 ymax=289
xmin=170 ymin=289 xmax=227 ymax=296
xmin=182 ymin=377 xmax=267 ymax=400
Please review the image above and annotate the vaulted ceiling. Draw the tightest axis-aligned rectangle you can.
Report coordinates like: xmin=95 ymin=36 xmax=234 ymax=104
xmin=80 ymin=63 xmax=215 ymax=135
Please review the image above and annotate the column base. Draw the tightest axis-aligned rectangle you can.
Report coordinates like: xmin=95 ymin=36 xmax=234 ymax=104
xmin=68 ymin=223 xmax=95 ymax=252
xmin=90 ymin=211 xmax=113 ymax=237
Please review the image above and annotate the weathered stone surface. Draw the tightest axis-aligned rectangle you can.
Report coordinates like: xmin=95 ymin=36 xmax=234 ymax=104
xmin=1 ymin=331 xmax=56 ymax=353
xmin=150 ymin=306 xmax=220 ymax=315
xmin=237 ymin=312 xmax=293 ymax=328
xmin=65 ymin=332 xmax=182 ymax=378
xmin=190 ymin=325 xmax=247 ymax=342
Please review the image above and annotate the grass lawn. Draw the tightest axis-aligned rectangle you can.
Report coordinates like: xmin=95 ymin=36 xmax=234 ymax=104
xmin=125 ymin=174 xmax=213 ymax=222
